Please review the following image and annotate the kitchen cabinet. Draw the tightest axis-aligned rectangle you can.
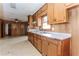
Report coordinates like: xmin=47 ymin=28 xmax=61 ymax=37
xmin=28 ymin=32 xmax=31 ymax=41
xmin=47 ymin=41 xmax=58 ymax=56
xmin=32 ymin=4 xmax=47 ymax=27
xmin=47 ymin=38 xmax=70 ymax=56
xmin=38 ymin=4 xmax=47 ymax=17
xmin=41 ymin=36 xmax=48 ymax=56
xmin=36 ymin=4 xmax=47 ymax=16
xmin=28 ymin=15 xmax=33 ymax=28
xmin=32 ymin=13 xmax=38 ymax=27
xmin=33 ymin=34 xmax=38 ymax=48
xmin=47 ymin=3 xmax=54 ymax=24
xmin=33 ymin=3 xmax=67 ymax=25
xmin=30 ymin=33 xmax=34 ymax=44
xmin=54 ymin=3 xmax=67 ymax=23
xmin=28 ymin=32 xmax=34 ymax=44
xmin=41 ymin=4 xmax=47 ymax=12
xmin=28 ymin=32 xmax=70 ymax=56
xmin=47 ymin=38 xmax=58 ymax=56
xmin=37 ymin=35 xmax=42 ymax=53
xmin=48 ymin=3 xmax=67 ymax=24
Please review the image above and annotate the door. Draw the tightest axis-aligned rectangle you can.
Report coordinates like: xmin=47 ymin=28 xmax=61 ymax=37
xmin=37 ymin=36 xmax=42 ymax=52
xmin=42 ymin=37 xmax=48 ymax=56
xmin=54 ymin=3 xmax=66 ymax=23
xmin=47 ymin=42 xmax=58 ymax=56
xmin=48 ymin=3 xmax=54 ymax=24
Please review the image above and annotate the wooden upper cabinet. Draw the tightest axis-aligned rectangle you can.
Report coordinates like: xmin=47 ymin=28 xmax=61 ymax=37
xmin=34 ymin=3 xmax=69 ymax=25
xmin=28 ymin=15 xmax=33 ymax=28
xmin=41 ymin=4 xmax=47 ymax=12
xmin=34 ymin=3 xmax=79 ymax=25
xmin=54 ymin=3 xmax=67 ymax=23
xmin=48 ymin=3 xmax=67 ymax=24
xmin=47 ymin=3 xmax=54 ymax=24
xmin=37 ymin=4 xmax=47 ymax=16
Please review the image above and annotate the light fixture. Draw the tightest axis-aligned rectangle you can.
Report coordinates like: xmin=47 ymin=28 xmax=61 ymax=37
xmin=15 ymin=19 xmax=19 ymax=22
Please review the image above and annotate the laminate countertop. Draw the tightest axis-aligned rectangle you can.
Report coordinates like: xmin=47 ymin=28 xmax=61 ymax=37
xmin=28 ymin=29 xmax=71 ymax=40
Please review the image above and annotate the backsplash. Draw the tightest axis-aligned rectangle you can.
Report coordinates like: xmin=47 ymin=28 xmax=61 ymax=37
xmin=51 ymin=23 xmax=68 ymax=33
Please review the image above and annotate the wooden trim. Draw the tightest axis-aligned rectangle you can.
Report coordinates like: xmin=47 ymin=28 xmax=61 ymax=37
xmin=66 ymin=3 xmax=79 ymax=9
xmin=33 ymin=3 xmax=47 ymax=15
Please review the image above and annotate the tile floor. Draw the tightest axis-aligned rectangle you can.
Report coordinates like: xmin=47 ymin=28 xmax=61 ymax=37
xmin=0 ymin=36 xmax=41 ymax=56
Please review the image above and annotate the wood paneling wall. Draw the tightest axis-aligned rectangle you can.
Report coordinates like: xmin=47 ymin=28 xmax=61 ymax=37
xmin=11 ymin=22 xmax=27 ymax=37
xmin=0 ymin=19 xmax=28 ymax=37
xmin=51 ymin=6 xmax=79 ymax=56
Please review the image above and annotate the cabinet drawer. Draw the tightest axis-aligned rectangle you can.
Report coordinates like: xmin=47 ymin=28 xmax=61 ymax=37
xmin=47 ymin=38 xmax=58 ymax=45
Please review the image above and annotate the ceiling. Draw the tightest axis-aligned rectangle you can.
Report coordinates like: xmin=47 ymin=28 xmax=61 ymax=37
xmin=3 ymin=3 xmax=45 ymax=21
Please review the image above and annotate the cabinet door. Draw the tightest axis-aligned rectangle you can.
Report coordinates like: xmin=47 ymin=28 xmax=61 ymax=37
xmin=54 ymin=3 xmax=67 ymax=23
xmin=47 ymin=42 xmax=58 ymax=56
xmin=37 ymin=37 xmax=42 ymax=52
xmin=31 ymin=33 xmax=34 ymax=44
xmin=29 ymin=33 xmax=32 ymax=42
xmin=42 ymin=37 xmax=48 ymax=56
xmin=28 ymin=32 xmax=30 ymax=41
xmin=34 ymin=35 xmax=38 ymax=48
xmin=48 ymin=3 xmax=54 ymax=24
xmin=30 ymin=33 xmax=33 ymax=44
xmin=28 ymin=15 xmax=33 ymax=28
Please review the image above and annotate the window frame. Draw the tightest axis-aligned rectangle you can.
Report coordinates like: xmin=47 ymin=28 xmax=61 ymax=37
xmin=41 ymin=15 xmax=51 ymax=30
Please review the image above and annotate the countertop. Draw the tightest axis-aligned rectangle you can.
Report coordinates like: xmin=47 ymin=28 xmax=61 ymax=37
xmin=28 ymin=29 xmax=71 ymax=40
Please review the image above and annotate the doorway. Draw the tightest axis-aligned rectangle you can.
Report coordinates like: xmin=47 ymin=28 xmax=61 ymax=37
xmin=1 ymin=22 xmax=5 ymax=38
xmin=5 ymin=23 xmax=11 ymax=37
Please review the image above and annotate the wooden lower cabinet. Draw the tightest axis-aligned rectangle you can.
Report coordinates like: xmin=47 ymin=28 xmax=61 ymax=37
xmin=28 ymin=32 xmax=70 ymax=56
xmin=28 ymin=32 xmax=31 ymax=41
xmin=28 ymin=32 xmax=34 ymax=44
xmin=33 ymin=34 xmax=38 ymax=48
xmin=31 ymin=33 xmax=34 ymax=44
xmin=37 ymin=35 xmax=42 ymax=53
xmin=47 ymin=42 xmax=58 ymax=56
xmin=41 ymin=37 xmax=48 ymax=56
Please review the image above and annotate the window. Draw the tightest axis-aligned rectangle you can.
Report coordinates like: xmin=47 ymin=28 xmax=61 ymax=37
xmin=42 ymin=15 xmax=51 ymax=29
